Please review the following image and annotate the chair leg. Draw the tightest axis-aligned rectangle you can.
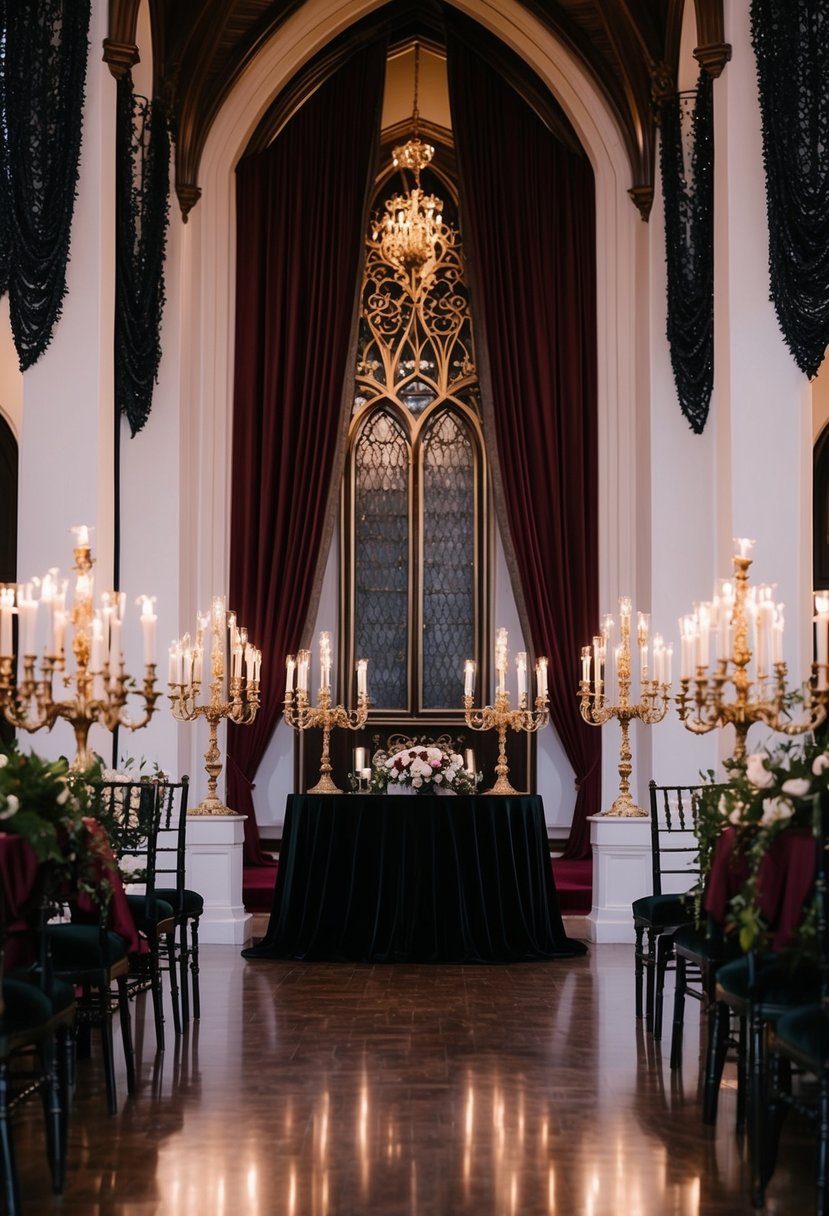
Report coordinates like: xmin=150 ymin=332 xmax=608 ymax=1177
xmin=818 ymin=1070 xmax=829 ymax=1216
xmin=749 ymin=1004 xmax=766 ymax=1208
xmin=670 ymin=952 xmax=687 ymax=1070
xmin=735 ymin=1014 xmax=747 ymax=1133
xmin=100 ymin=989 xmax=119 ymax=1117
xmin=634 ymin=925 xmax=645 ymax=1020
xmin=166 ymin=929 xmax=182 ymax=1037
xmin=58 ymin=1025 xmax=73 ymax=1177
xmin=703 ymin=998 xmax=730 ymax=1124
xmin=148 ymin=945 xmax=166 ymax=1053
xmin=653 ymin=934 xmax=673 ymax=1041
xmin=37 ymin=1037 xmax=64 ymax=1194
xmin=645 ymin=930 xmax=657 ymax=1032
xmin=178 ymin=921 xmax=190 ymax=1024
xmin=117 ymin=975 xmax=136 ymax=1096
xmin=0 ymin=1066 xmax=21 ymax=1216
xmin=190 ymin=919 xmax=201 ymax=1021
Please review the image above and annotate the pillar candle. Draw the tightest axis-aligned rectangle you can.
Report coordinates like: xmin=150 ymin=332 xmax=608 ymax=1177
xmin=516 ymin=652 xmax=527 ymax=704
xmin=464 ymin=748 xmax=476 ymax=776
xmin=139 ymin=596 xmax=156 ymax=666
xmin=356 ymin=658 xmax=368 ymax=698
xmin=354 ymin=747 xmax=366 ymax=772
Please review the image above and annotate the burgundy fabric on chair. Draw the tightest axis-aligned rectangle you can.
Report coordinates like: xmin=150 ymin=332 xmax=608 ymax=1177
xmin=447 ymin=37 xmax=600 ymax=857
xmin=227 ymin=43 xmax=386 ymax=864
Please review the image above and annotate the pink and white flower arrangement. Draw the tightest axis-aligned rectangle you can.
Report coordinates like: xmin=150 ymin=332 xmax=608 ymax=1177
xmin=377 ymin=745 xmax=477 ymax=795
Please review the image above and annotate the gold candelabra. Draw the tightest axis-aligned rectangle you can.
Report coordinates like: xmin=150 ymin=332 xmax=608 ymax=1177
xmin=283 ymin=634 xmax=369 ymax=794
xmin=579 ymin=599 xmax=672 ymax=816
xmin=676 ymin=540 xmax=827 ymax=761
xmin=463 ymin=629 xmax=549 ymax=795
xmin=0 ymin=527 xmax=161 ymax=769
xmin=168 ymin=596 xmax=261 ymax=815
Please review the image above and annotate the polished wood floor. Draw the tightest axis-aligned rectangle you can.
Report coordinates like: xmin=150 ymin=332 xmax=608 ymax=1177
xmin=11 ymin=924 xmax=818 ymax=1215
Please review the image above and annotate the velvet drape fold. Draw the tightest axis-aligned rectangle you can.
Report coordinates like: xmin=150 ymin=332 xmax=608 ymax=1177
xmin=228 ymin=45 xmax=386 ymax=863
xmin=447 ymin=38 xmax=600 ymax=858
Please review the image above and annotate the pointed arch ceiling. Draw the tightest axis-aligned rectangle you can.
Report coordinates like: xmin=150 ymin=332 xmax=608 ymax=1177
xmin=106 ymin=0 xmax=729 ymax=222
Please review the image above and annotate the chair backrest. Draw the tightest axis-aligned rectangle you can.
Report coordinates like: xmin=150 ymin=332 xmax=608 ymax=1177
xmin=153 ymin=778 xmax=190 ymax=913
xmin=648 ymin=780 xmax=707 ymax=896
xmin=90 ymin=778 xmax=170 ymax=916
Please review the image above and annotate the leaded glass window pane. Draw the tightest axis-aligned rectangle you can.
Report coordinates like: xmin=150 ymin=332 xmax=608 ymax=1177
xmin=422 ymin=411 xmax=474 ymax=708
xmin=354 ymin=409 xmax=409 ymax=709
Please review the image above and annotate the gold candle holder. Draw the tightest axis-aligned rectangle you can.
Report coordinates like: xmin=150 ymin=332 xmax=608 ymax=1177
xmin=283 ymin=645 xmax=369 ymax=794
xmin=579 ymin=600 xmax=671 ymax=816
xmin=463 ymin=636 xmax=549 ymax=795
xmin=0 ymin=531 xmax=161 ymax=769
xmin=676 ymin=543 xmax=827 ymax=761
xmin=168 ymin=597 xmax=261 ymax=815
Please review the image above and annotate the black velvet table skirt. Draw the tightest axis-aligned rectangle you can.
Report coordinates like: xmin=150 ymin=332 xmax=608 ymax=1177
xmin=242 ymin=793 xmax=586 ymax=964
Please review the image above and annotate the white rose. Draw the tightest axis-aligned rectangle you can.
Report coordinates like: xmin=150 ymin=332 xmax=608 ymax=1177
xmin=0 ymin=753 xmax=8 ymax=768
xmin=412 ymin=777 xmax=423 ymax=788
xmin=0 ymin=793 xmax=19 ymax=820
xmin=433 ymin=772 xmax=443 ymax=783
xmin=56 ymin=784 xmax=70 ymax=805
xmin=781 ymin=777 xmax=811 ymax=798
xmin=746 ymin=753 xmax=775 ymax=789
xmin=813 ymin=753 xmax=829 ymax=776
xmin=719 ymin=794 xmax=741 ymax=819
xmin=761 ymin=796 xmax=795 ymax=826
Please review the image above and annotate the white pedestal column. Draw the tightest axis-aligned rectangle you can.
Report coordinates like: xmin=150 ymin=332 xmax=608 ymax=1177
xmin=584 ymin=814 xmax=652 ymax=944
xmin=185 ymin=815 xmax=250 ymax=944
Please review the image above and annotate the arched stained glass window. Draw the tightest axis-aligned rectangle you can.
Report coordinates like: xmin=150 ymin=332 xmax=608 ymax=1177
xmin=342 ymin=165 xmax=487 ymax=717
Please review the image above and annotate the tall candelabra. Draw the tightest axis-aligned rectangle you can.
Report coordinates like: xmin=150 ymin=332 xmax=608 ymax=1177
xmin=463 ymin=628 xmax=549 ymax=795
xmin=579 ymin=599 xmax=672 ymax=816
xmin=676 ymin=539 xmax=827 ymax=761
xmin=168 ymin=596 xmax=261 ymax=815
xmin=0 ymin=526 xmax=161 ymax=769
xmin=283 ymin=633 xmax=369 ymax=794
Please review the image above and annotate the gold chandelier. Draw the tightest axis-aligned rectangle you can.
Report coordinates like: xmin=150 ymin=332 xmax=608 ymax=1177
xmin=372 ymin=45 xmax=448 ymax=280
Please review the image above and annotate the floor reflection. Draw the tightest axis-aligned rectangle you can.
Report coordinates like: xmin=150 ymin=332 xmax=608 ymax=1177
xmin=11 ymin=942 xmax=817 ymax=1214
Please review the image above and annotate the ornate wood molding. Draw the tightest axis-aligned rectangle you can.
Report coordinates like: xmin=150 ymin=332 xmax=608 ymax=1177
xmin=693 ymin=42 xmax=732 ymax=78
xmin=628 ymin=184 xmax=654 ymax=222
xmin=175 ymin=182 xmax=202 ymax=224
xmin=104 ymin=0 xmax=141 ymax=79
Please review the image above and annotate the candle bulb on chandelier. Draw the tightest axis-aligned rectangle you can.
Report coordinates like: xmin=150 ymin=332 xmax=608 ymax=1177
xmin=580 ymin=646 xmax=591 ymax=685
xmin=536 ymin=656 xmax=548 ymax=699
xmin=516 ymin=652 xmax=527 ymax=706
xmin=464 ymin=659 xmax=475 ymax=697
xmin=285 ymin=654 xmax=296 ymax=696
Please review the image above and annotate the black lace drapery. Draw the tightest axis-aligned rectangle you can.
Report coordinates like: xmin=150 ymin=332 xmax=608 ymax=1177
xmin=115 ymin=77 xmax=170 ymax=436
xmin=659 ymin=70 xmax=714 ymax=435
xmin=751 ymin=1 xmax=829 ymax=380
xmin=0 ymin=0 xmax=90 ymax=370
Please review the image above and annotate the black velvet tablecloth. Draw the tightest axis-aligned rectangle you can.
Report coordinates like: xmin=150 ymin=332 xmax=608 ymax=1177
xmin=242 ymin=793 xmax=586 ymax=963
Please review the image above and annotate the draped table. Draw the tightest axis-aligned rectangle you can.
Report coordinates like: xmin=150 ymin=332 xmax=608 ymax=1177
xmin=242 ymin=793 xmax=586 ymax=963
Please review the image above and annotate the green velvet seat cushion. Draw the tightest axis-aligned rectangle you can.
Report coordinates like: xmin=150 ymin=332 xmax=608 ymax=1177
xmin=154 ymin=888 xmax=204 ymax=917
xmin=124 ymin=894 xmax=175 ymax=930
xmin=773 ymin=1004 xmax=829 ymax=1067
xmin=717 ymin=953 xmax=819 ymax=1011
xmin=632 ymin=892 xmax=693 ymax=927
xmin=46 ymin=923 xmax=129 ymax=969
xmin=672 ymin=921 xmax=739 ymax=961
xmin=6 ymin=970 xmax=76 ymax=1018
xmin=0 ymin=977 xmax=74 ymax=1049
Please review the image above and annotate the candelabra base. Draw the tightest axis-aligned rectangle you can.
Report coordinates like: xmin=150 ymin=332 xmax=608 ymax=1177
xmin=484 ymin=773 xmax=523 ymax=796
xmin=190 ymin=796 xmax=238 ymax=816
xmin=603 ymin=792 xmax=647 ymax=818
xmin=307 ymin=772 xmax=343 ymax=795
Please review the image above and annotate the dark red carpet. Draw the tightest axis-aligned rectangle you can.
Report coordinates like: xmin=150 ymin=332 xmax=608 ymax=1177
xmin=245 ymin=856 xmax=592 ymax=916
xmin=551 ymin=857 xmax=592 ymax=915
xmin=243 ymin=862 xmax=278 ymax=912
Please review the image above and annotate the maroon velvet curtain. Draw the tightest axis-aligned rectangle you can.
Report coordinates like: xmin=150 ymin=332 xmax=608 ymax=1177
xmin=447 ymin=38 xmax=600 ymax=858
xmin=228 ymin=44 xmax=386 ymax=863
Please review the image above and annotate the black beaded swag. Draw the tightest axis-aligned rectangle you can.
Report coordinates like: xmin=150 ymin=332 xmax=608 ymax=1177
xmin=751 ymin=0 xmax=829 ymax=381
xmin=115 ymin=77 xmax=170 ymax=437
xmin=0 ymin=0 xmax=90 ymax=370
xmin=659 ymin=69 xmax=714 ymax=436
